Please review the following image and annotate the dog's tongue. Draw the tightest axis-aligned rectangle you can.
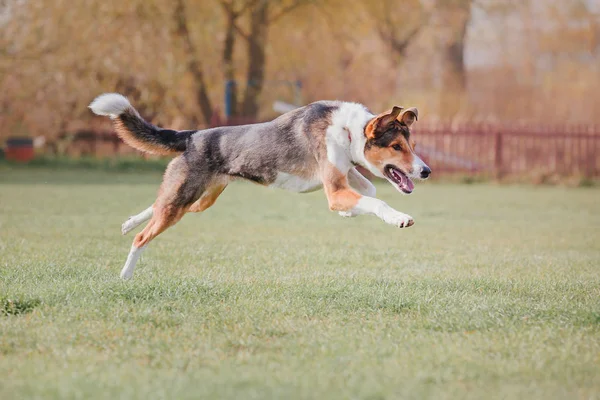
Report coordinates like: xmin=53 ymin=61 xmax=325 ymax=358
xmin=390 ymin=168 xmax=414 ymax=193
xmin=399 ymin=172 xmax=414 ymax=193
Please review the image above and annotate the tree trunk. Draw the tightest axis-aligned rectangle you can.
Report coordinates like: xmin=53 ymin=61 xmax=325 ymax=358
xmin=437 ymin=1 xmax=470 ymax=93
xmin=241 ymin=1 xmax=269 ymax=119
xmin=173 ymin=0 xmax=213 ymax=125
xmin=223 ymin=11 xmax=238 ymax=117
xmin=434 ymin=0 xmax=471 ymax=117
xmin=442 ymin=5 xmax=469 ymax=92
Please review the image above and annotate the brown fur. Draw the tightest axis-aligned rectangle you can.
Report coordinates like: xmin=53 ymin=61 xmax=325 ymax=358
xmin=156 ymin=157 xmax=189 ymax=201
xmin=321 ymin=162 xmax=362 ymax=211
xmin=363 ymin=110 xmax=418 ymax=175
xmin=364 ymin=136 xmax=416 ymax=174
xmin=114 ymin=118 xmax=178 ymax=156
xmin=410 ymin=139 xmax=417 ymax=150
xmin=133 ymin=157 xmax=201 ymax=248
xmin=188 ymin=182 xmax=228 ymax=213
xmin=364 ymin=107 xmax=403 ymax=140
xmin=399 ymin=108 xmax=418 ymax=127
xmin=133 ymin=205 xmax=188 ymax=248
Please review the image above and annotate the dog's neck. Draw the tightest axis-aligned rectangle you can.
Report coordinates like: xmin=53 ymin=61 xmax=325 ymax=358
xmin=338 ymin=104 xmax=381 ymax=177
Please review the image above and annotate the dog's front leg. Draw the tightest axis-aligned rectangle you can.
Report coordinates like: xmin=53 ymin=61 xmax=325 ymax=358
xmin=349 ymin=195 xmax=414 ymax=228
xmin=339 ymin=167 xmax=377 ymax=218
xmin=323 ymin=165 xmax=413 ymax=228
xmin=329 ymin=190 xmax=414 ymax=228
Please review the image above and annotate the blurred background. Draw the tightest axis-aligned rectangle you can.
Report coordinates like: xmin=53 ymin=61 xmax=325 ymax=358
xmin=1 ymin=0 xmax=599 ymax=181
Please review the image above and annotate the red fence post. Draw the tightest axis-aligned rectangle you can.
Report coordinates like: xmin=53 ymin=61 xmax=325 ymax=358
xmin=495 ymin=132 xmax=503 ymax=179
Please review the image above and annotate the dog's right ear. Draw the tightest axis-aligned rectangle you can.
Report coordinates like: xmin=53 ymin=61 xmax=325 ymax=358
xmin=365 ymin=107 xmax=403 ymax=139
xmin=399 ymin=107 xmax=418 ymax=127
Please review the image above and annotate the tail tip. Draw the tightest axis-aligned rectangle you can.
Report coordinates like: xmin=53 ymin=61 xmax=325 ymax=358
xmin=89 ymin=93 xmax=131 ymax=118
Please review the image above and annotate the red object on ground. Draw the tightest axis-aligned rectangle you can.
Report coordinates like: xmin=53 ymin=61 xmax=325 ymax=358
xmin=5 ymin=137 xmax=35 ymax=162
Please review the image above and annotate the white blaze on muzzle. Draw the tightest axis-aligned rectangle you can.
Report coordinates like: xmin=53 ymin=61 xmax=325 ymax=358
xmin=411 ymin=154 xmax=430 ymax=178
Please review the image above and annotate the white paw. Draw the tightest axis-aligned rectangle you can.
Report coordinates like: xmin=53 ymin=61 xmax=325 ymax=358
xmin=383 ymin=212 xmax=414 ymax=228
xmin=121 ymin=217 xmax=135 ymax=235
xmin=339 ymin=211 xmax=357 ymax=218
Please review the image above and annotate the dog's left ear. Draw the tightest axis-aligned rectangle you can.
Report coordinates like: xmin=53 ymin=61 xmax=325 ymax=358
xmin=376 ymin=106 xmax=404 ymax=129
xmin=365 ymin=106 xmax=403 ymax=139
xmin=379 ymin=106 xmax=403 ymax=127
xmin=399 ymin=107 xmax=418 ymax=127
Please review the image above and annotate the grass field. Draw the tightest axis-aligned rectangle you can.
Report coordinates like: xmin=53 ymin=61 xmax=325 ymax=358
xmin=1 ymin=168 xmax=599 ymax=399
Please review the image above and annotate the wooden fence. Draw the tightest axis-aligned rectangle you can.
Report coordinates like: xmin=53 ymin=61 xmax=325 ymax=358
xmin=413 ymin=123 xmax=600 ymax=178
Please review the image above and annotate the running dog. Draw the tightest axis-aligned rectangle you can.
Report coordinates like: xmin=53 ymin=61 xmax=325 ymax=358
xmin=89 ymin=93 xmax=431 ymax=279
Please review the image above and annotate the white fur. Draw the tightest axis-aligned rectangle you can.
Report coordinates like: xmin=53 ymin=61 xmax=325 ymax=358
xmin=325 ymin=103 xmax=378 ymax=176
xmin=270 ymin=172 xmax=322 ymax=193
xmin=324 ymin=105 xmax=416 ymax=227
xmin=122 ymin=206 xmax=153 ymax=235
xmin=339 ymin=168 xmax=377 ymax=218
xmin=347 ymin=167 xmax=376 ymax=197
xmin=325 ymin=102 xmax=430 ymax=180
xmin=351 ymin=197 xmax=414 ymax=228
xmin=89 ymin=93 xmax=131 ymax=119
xmin=121 ymin=244 xmax=146 ymax=280
xmin=411 ymin=154 xmax=429 ymax=178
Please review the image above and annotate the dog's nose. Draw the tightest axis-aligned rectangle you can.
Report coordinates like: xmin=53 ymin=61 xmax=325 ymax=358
xmin=420 ymin=166 xmax=431 ymax=179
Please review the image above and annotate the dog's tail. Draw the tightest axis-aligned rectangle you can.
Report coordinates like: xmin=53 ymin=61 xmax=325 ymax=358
xmin=89 ymin=93 xmax=194 ymax=155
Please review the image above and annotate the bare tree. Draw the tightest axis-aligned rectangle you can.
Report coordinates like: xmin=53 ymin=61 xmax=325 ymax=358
xmin=224 ymin=0 xmax=311 ymax=118
xmin=175 ymin=0 xmax=310 ymax=120
xmin=174 ymin=0 xmax=214 ymax=124
xmin=367 ymin=0 xmax=429 ymax=62
xmin=435 ymin=0 xmax=472 ymax=93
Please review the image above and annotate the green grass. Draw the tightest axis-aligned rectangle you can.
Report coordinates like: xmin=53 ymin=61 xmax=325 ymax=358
xmin=1 ymin=168 xmax=599 ymax=399
xmin=0 ymin=155 xmax=170 ymax=173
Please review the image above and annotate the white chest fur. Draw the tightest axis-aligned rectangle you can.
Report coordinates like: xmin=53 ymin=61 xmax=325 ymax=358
xmin=325 ymin=102 xmax=382 ymax=177
xmin=269 ymin=172 xmax=322 ymax=193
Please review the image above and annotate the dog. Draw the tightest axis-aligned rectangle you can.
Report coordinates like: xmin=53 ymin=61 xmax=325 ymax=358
xmin=89 ymin=93 xmax=431 ymax=279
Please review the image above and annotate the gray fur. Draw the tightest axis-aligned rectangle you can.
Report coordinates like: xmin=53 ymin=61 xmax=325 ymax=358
xmin=186 ymin=101 xmax=339 ymax=187
xmin=92 ymin=97 xmax=340 ymax=207
xmin=90 ymin=93 xmax=341 ymax=200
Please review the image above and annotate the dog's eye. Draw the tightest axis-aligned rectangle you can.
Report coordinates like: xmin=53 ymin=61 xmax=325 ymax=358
xmin=392 ymin=144 xmax=402 ymax=151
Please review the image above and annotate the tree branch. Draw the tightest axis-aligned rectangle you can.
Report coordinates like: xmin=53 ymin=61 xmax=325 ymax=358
xmin=233 ymin=21 xmax=250 ymax=40
xmin=268 ymin=0 xmax=309 ymax=23
xmin=217 ymin=0 xmax=235 ymax=15
xmin=389 ymin=24 xmax=423 ymax=57
xmin=378 ymin=6 xmax=429 ymax=59
xmin=236 ymin=0 xmax=262 ymax=17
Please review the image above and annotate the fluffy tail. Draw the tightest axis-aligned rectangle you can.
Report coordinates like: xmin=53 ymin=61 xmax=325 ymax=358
xmin=89 ymin=93 xmax=195 ymax=155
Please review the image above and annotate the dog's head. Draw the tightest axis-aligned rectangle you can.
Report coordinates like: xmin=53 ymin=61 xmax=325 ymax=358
xmin=362 ymin=106 xmax=431 ymax=194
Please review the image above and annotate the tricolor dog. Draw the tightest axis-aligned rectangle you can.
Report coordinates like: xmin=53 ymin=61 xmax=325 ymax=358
xmin=89 ymin=94 xmax=431 ymax=279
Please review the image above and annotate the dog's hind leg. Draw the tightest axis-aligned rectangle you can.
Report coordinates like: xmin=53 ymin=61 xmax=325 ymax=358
xmin=119 ymin=156 xmax=206 ymax=280
xmin=122 ymin=206 xmax=154 ymax=235
xmin=187 ymin=180 xmax=228 ymax=213
xmin=121 ymin=204 xmax=188 ymax=279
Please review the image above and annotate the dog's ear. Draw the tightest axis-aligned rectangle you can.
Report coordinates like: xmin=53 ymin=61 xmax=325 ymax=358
xmin=399 ymin=107 xmax=418 ymax=127
xmin=379 ymin=106 xmax=403 ymax=128
xmin=365 ymin=106 xmax=403 ymax=139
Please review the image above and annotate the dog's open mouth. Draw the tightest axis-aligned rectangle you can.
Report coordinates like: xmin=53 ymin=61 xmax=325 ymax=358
xmin=384 ymin=165 xmax=414 ymax=194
